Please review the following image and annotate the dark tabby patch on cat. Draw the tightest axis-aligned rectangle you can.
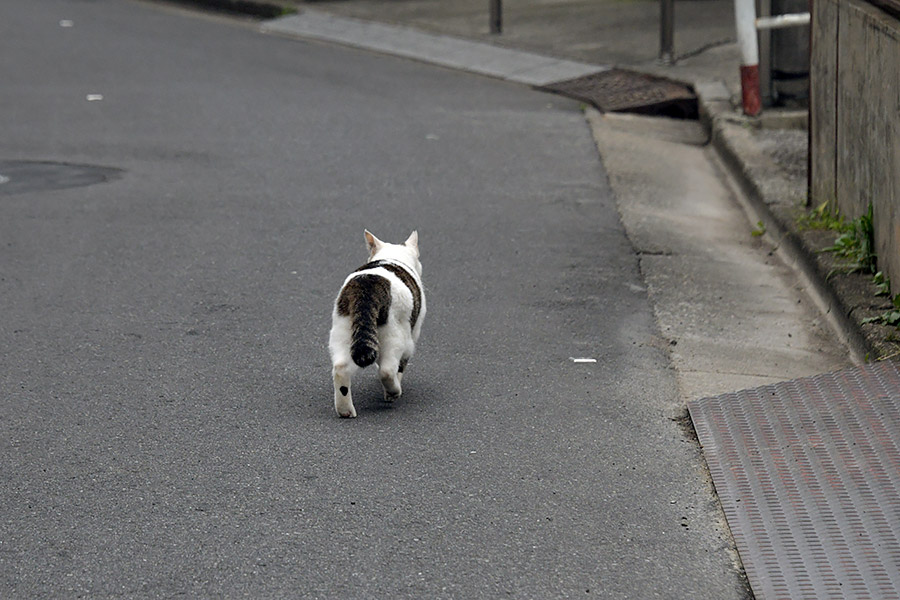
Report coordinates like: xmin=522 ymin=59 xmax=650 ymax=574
xmin=337 ymin=274 xmax=391 ymax=323
xmin=355 ymin=260 xmax=422 ymax=327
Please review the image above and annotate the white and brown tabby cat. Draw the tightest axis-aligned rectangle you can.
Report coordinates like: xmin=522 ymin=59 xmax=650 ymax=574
xmin=329 ymin=230 xmax=425 ymax=418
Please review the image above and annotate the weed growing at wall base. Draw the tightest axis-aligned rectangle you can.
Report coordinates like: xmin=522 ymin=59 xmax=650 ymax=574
xmin=797 ymin=200 xmax=846 ymax=232
xmin=822 ymin=203 xmax=877 ymax=276
xmin=863 ymin=294 xmax=900 ymax=327
xmin=874 ymin=271 xmax=891 ymax=296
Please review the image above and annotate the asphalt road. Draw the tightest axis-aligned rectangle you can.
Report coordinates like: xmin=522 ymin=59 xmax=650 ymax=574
xmin=1 ymin=1 xmax=746 ymax=597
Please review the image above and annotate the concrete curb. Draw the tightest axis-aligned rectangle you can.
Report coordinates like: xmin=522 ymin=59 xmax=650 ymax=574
xmin=260 ymin=10 xmax=605 ymax=86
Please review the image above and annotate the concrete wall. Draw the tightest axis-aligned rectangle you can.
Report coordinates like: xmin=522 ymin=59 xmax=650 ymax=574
xmin=810 ymin=0 xmax=900 ymax=284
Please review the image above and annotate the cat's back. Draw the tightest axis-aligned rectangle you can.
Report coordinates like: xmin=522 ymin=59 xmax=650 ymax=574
xmin=341 ymin=260 xmax=423 ymax=330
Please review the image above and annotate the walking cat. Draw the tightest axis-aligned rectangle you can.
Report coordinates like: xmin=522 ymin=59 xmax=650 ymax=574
xmin=329 ymin=230 xmax=426 ymax=418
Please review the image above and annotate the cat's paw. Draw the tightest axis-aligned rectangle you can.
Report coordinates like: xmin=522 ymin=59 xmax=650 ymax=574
xmin=383 ymin=389 xmax=401 ymax=403
xmin=335 ymin=398 xmax=357 ymax=418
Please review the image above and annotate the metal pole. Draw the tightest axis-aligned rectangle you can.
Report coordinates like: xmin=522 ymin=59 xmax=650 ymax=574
xmin=735 ymin=0 xmax=762 ymax=115
xmin=659 ymin=0 xmax=674 ymax=63
xmin=490 ymin=0 xmax=502 ymax=34
xmin=757 ymin=0 xmax=772 ymax=107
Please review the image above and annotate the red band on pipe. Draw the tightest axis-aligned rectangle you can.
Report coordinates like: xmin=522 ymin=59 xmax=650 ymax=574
xmin=740 ymin=64 xmax=762 ymax=117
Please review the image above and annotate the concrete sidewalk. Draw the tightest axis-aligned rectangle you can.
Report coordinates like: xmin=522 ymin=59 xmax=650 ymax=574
xmin=278 ymin=0 xmax=740 ymax=87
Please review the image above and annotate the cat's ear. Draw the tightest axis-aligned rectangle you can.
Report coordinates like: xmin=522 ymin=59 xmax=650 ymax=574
xmin=404 ymin=230 xmax=419 ymax=257
xmin=364 ymin=229 xmax=383 ymax=258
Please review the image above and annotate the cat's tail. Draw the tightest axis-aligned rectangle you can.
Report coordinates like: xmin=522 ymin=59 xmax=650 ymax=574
xmin=350 ymin=307 xmax=380 ymax=368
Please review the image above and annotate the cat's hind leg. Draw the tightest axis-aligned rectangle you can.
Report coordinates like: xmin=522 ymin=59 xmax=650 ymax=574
xmin=379 ymin=334 xmax=415 ymax=401
xmin=397 ymin=357 xmax=409 ymax=384
xmin=377 ymin=348 xmax=403 ymax=401
xmin=379 ymin=361 xmax=401 ymax=401
xmin=332 ymin=360 xmax=357 ymax=418
xmin=330 ymin=316 xmax=358 ymax=418
xmin=396 ymin=335 xmax=416 ymax=386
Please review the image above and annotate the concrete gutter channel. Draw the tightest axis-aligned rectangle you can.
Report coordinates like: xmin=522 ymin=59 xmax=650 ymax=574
xmin=152 ymin=0 xmax=900 ymax=596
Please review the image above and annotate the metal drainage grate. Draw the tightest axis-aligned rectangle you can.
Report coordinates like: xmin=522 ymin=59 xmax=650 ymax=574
xmin=538 ymin=68 xmax=697 ymax=119
xmin=688 ymin=361 xmax=900 ymax=599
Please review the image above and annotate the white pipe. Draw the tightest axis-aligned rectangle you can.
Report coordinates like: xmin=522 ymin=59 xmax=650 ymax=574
xmin=756 ymin=12 xmax=811 ymax=29
xmin=734 ymin=0 xmax=759 ymax=67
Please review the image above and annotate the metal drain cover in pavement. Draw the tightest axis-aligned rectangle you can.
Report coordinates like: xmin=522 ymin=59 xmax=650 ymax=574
xmin=0 ymin=160 xmax=121 ymax=196
xmin=688 ymin=361 xmax=900 ymax=599
xmin=539 ymin=68 xmax=697 ymax=119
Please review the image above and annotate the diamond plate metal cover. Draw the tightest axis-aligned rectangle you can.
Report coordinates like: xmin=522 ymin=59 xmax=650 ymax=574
xmin=688 ymin=361 xmax=900 ymax=600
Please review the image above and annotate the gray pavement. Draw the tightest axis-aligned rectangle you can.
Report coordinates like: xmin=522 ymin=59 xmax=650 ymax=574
xmin=2 ymin=0 xmax=754 ymax=597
